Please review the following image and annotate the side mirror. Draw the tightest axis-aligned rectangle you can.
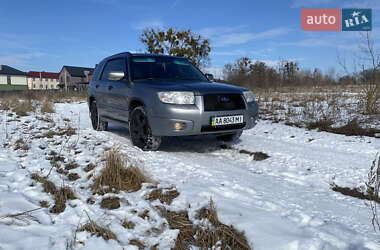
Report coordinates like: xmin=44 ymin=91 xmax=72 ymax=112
xmin=108 ymin=71 xmax=125 ymax=81
xmin=205 ymin=73 xmax=214 ymax=81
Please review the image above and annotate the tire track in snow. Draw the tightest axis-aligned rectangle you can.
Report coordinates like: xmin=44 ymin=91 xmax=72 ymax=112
xmin=73 ymin=103 xmax=380 ymax=249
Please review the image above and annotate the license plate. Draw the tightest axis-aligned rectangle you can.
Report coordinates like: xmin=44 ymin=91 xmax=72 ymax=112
xmin=211 ymin=115 xmax=244 ymax=126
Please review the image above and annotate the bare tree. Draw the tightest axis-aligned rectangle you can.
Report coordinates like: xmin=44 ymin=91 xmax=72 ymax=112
xmin=338 ymin=32 xmax=380 ymax=114
xmin=359 ymin=32 xmax=380 ymax=114
xmin=366 ymin=155 xmax=380 ymax=240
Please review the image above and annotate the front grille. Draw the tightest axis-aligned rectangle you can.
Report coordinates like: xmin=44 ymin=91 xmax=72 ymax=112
xmin=201 ymin=123 xmax=246 ymax=132
xmin=203 ymin=93 xmax=245 ymax=111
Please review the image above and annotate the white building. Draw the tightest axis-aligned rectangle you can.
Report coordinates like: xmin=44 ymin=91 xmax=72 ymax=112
xmin=27 ymin=71 xmax=60 ymax=90
xmin=0 ymin=65 xmax=28 ymax=91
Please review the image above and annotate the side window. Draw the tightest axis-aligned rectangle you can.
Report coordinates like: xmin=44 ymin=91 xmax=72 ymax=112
xmin=101 ymin=58 xmax=126 ymax=81
xmin=92 ymin=63 xmax=103 ymax=81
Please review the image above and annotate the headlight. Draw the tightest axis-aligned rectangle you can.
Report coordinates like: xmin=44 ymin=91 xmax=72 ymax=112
xmin=243 ymin=91 xmax=255 ymax=103
xmin=157 ymin=91 xmax=195 ymax=104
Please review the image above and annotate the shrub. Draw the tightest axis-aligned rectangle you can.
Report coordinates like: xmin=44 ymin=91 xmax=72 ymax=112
xmin=40 ymin=100 xmax=55 ymax=114
xmin=92 ymin=149 xmax=150 ymax=194
xmin=13 ymin=100 xmax=35 ymax=116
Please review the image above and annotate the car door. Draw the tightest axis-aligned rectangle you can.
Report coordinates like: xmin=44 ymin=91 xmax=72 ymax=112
xmin=100 ymin=57 xmax=130 ymax=121
xmin=92 ymin=63 xmax=109 ymax=117
xmin=107 ymin=57 xmax=131 ymax=122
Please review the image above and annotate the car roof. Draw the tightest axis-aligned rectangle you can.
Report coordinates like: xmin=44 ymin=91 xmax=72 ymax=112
xmin=107 ymin=52 xmax=184 ymax=59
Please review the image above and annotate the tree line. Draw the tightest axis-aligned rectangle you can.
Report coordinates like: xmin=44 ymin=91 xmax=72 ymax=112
xmin=139 ymin=27 xmax=379 ymax=90
xmin=221 ymin=57 xmax=351 ymax=88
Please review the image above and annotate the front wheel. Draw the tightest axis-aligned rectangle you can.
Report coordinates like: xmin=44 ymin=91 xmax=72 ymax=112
xmin=216 ymin=130 xmax=243 ymax=142
xmin=129 ymin=107 xmax=161 ymax=151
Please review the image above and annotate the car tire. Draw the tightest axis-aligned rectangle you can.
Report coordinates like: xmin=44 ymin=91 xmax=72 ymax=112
xmin=90 ymin=101 xmax=108 ymax=131
xmin=216 ymin=130 xmax=243 ymax=142
xmin=129 ymin=106 xmax=161 ymax=151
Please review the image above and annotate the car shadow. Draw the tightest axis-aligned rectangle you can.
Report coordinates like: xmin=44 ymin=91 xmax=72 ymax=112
xmin=107 ymin=124 xmax=239 ymax=153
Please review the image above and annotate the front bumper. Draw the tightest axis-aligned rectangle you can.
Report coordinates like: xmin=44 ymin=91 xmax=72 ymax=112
xmin=148 ymin=95 xmax=259 ymax=136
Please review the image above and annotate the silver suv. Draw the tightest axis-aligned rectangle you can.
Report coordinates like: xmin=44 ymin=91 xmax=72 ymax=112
xmin=88 ymin=52 xmax=259 ymax=150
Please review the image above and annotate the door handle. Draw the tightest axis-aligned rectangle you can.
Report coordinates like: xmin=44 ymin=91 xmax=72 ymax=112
xmin=95 ymin=84 xmax=99 ymax=88
xmin=108 ymin=85 xmax=113 ymax=90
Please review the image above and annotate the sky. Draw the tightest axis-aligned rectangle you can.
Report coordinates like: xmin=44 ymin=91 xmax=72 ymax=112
xmin=1 ymin=0 xmax=380 ymax=78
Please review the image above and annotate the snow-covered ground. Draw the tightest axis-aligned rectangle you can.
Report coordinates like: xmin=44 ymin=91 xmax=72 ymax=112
xmin=257 ymin=87 xmax=380 ymax=130
xmin=0 ymin=102 xmax=380 ymax=249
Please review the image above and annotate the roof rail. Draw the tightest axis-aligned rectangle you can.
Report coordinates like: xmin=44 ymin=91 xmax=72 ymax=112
xmin=112 ymin=52 xmax=132 ymax=57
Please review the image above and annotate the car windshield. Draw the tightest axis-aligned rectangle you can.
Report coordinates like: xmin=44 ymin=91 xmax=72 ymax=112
xmin=131 ymin=56 xmax=208 ymax=82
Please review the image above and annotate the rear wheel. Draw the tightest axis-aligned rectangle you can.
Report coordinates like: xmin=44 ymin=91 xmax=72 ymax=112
xmin=129 ymin=107 xmax=161 ymax=151
xmin=216 ymin=130 xmax=243 ymax=142
xmin=90 ymin=101 xmax=108 ymax=131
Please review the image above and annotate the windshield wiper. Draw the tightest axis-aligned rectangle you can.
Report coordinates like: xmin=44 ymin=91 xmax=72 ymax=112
xmin=172 ymin=76 xmax=196 ymax=81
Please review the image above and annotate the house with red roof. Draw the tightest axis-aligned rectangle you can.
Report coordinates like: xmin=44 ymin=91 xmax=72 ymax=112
xmin=27 ymin=71 xmax=60 ymax=90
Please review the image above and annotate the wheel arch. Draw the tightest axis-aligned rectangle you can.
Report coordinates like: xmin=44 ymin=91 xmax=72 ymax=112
xmin=128 ymin=98 xmax=145 ymax=114
xmin=89 ymin=95 xmax=96 ymax=105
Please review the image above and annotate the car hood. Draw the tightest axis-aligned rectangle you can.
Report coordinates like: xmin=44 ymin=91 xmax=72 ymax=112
xmin=133 ymin=80 xmax=248 ymax=95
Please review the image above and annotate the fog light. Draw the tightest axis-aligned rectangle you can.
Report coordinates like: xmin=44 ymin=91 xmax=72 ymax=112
xmin=174 ymin=122 xmax=184 ymax=131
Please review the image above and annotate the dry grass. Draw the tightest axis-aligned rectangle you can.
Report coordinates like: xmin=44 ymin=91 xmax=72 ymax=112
xmin=92 ymin=149 xmax=150 ymax=194
xmin=79 ymin=217 xmax=118 ymax=242
xmin=36 ymin=115 xmax=54 ymax=123
xmin=57 ymin=125 xmax=76 ymax=137
xmin=122 ymin=219 xmax=135 ymax=229
xmin=65 ymin=162 xmax=79 ymax=170
xmin=331 ymin=119 xmax=378 ymax=136
xmin=0 ymin=208 xmax=42 ymax=226
xmin=39 ymin=200 xmax=49 ymax=208
xmin=14 ymin=138 xmax=30 ymax=151
xmin=31 ymin=174 xmax=57 ymax=194
xmin=157 ymin=198 xmax=251 ymax=250
xmin=40 ymin=100 xmax=55 ymax=114
xmin=67 ymin=173 xmax=80 ymax=181
xmin=307 ymin=118 xmax=380 ymax=137
xmin=331 ymin=183 xmax=380 ymax=203
xmin=129 ymin=239 xmax=145 ymax=249
xmin=0 ymin=100 xmax=11 ymax=111
xmin=0 ymin=95 xmax=19 ymax=111
xmin=157 ymin=207 xmax=196 ymax=249
xmin=306 ymin=119 xmax=334 ymax=131
xmin=34 ymin=125 xmax=76 ymax=139
xmin=84 ymin=163 xmax=96 ymax=172
xmin=100 ymin=197 xmax=120 ymax=210
xmin=138 ymin=210 xmax=150 ymax=220
xmin=256 ymin=85 xmax=380 ymax=137
xmin=46 ymin=150 xmax=65 ymax=173
xmin=194 ymin=198 xmax=251 ymax=250
xmin=31 ymin=173 xmax=76 ymax=214
xmin=0 ymin=90 xmax=88 ymax=104
xmin=148 ymin=188 xmax=180 ymax=205
xmin=50 ymin=186 xmax=76 ymax=213
xmin=13 ymin=100 xmax=35 ymax=116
